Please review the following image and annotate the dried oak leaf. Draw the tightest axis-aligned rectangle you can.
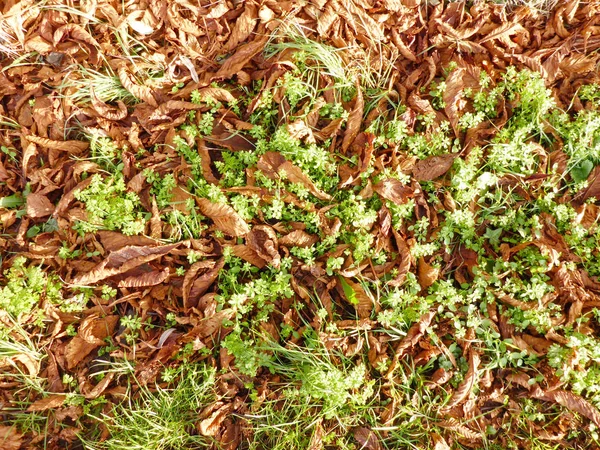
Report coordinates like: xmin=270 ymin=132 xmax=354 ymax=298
xmin=0 ymin=425 xmax=22 ymax=450
xmin=196 ymin=198 xmax=250 ymax=237
xmin=373 ymin=179 xmax=412 ymax=205
xmin=26 ymin=192 xmax=54 ymax=218
xmin=279 ymin=229 xmax=318 ymax=248
xmin=532 ymin=389 xmax=600 ymax=427
xmin=27 ymin=394 xmax=67 ymax=412
xmin=412 ymin=154 xmax=457 ymax=182
xmin=215 ymin=35 xmax=269 ymax=80
xmin=257 ymin=152 xmax=332 ymax=201
xmin=247 ymin=225 xmax=280 ymax=268
xmin=72 ymin=243 xmax=178 ymax=285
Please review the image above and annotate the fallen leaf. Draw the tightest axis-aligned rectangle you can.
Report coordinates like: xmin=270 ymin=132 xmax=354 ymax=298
xmin=246 ymin=225 xmax=280 ymax=267
xmin=342 ymin=86 xmax=364 ymax=153
xmin=417 ymin=257 xmax=439 ymax=289
xmin=26 ymin=193 xmax=54 ymax=218
xmin=373 ymin=179 xmax=413 ymax=205
xmin=216 ymin=36 xmax=268 ymax=80
xmin=73 ymin=243 xmax=178 ymax=285
xmin=196 ymin=198 xmax=250 ymax=237
xmin=0 ymin=425 xmax=22 ymax=450
xmin=532 ymin=389 xmax=600 ymax=427
xmin=279 ymin=230 xmax=318 ymax=248
xmin=27 ymin=394 xmax=67 ymax=412
xmin=443 ymin=349 xmax=480 ymax=411
xmin=353 ymin=427 xmax=382 ymax=450
xmin=412 ymin=154 xmax=457 ymax=181
xmin=199 ymin=403 xmax=231 ymax=436
xmin=65 ymin=315 xmax=119 ymax=368
xmin=25 ymin=135 xmax=89 ymax=153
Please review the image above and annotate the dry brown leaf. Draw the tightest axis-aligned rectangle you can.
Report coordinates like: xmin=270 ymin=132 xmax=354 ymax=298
xmin=353 ymin=427 xmax=382 ymax=450
xmin=185 ymin=259 xmax=225 ymax=309
xmin=199 ymin=404 xmax=231 ymax=436
xmin=223 ymin=3 xmax=258 ymax=52
xmin=27 ymin=394 xmax=67 ymax=412
xmin=90 ymin=86 xmax=128 ymax=121
xmin=26 ymin=192 xmax=54 ymax=218
xmin=26 ymin=135 xmax=88 ymax=153
xmin=532 ymin=390 xmax=600 ymax=427
xmin=73 ymin=243 xmax=178 ymax=285
xmin=117 ymin=267 xmax=169 ymax=288
xmin=417 ymin=257 xmax=439 ymax=289
xmin=0 ymin=425 xmax=23 ymax=450
xmin=216 ymin=36 xmax=269 ymax=80
xmin=340 ymin=277 xmax=374 ymax=319
xmin=279 ymin=230 xmax=318 ymax=248
xmin=443 ymin=67 xmax=480 ymax=135
xmin=118 ymin=64 xmax=157 ymax=106
xmin=231 ymin=244 xmax=268 ymax=268
xmin=412 ymin=154 xmax=457 ymax=181
xmin=386 ymin=310 xmax=435 ymax=378
xmin=65 ymin=315 xmax=119 ymax=369
xmin=341 ymin=86 xmax=364 ymax=153
xmin=373 ymin=179 xmax=412 ymax=205
xmin=247 ymin=225 xmax=280 ymax=267
xmin=443 ymin=349 xmax=480 ymax=411
xmin=257 ymin=152 xmax=332 ymax=200
xmin=196 ymin=198 xmax=250 ymax=237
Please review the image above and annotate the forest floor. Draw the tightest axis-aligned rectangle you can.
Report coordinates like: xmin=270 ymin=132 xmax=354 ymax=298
xmin=2 ymin=0 xmax=600 ymax=449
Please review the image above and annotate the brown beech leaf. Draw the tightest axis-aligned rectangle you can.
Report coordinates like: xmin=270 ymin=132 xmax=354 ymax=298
xmin=117 ymin=267 xmax=169 ymax=288
xmin=26 ymin=135 xmax=89 ymax=153
xmin=185 ymin=259 xmax=225 ymax=309
xmin=90 ymin=86 xmax=128 ymax=121
xmin=353 ymin=427 xmax=382 ymax=450
xmin=196 ymin=198 xmax=250 ymax=237
xmin=0 ymin=425 xmax=23 ymax=450
xmin=73 ymin=243 xmax=178 ymax=285
xmin=412 ymin=154 xmax=457 ymax=181
xmin=443 ymin=67 xmax=480 ymax=135
xmin=223 ymin=3 xmax=258 ymax=52
xmin=417 ymin=257 xmax=439 ymax=289
xmin=532 ymin=390 xmax=600 ymax=427
xmin=339 ymin=277 xmax=374 ymax=319
xmin=246 ymin=225 xmax=280 ymax=268
xmin=118 ymin=64 xmax=157 ymax=106
xmin=386 ymin=310 xmax=435 ymax=379
xmin=257 ymin=152 xmax=332 ymax=201
xmin=373 ymin=179 xmax=412 ymax=205
xmin=65 ymin=315 xmax=119 ymax=369
xmin=199 ymin=404 xmax=231 ymax=436
xmin=215 ymin=35 xmax=269 ymax=80
xmin=27 ymin=394 xmax=67 ymax=412
xmin=279 ymin=230 xmax=318 ymax=248
xmin=342 ymin=86 xmax=364 ymax=153
xmin=231 ymin=244 xmax=268 ymax=268
xmin=443 ymin=349 xmax=480 ymax=411
xmin=26 ymin=193 xmax=54 ymax=218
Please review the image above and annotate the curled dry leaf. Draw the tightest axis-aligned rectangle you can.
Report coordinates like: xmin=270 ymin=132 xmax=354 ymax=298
xmin=26 ymin=135 xmax=89 ymax=153
xmin=27 ymin=394 xmax=67 ymax=412
xmin=353 ymin=427 xmax=382 ymax=450
xmin=90 ymin=86 xmax=128 ymax=121
xmin=246 ymin=225 xmax=280 ymax=268
xmin=184 ymin=259 xmax=225 ymax=310
xmin=65 ymin=315 xmax=119 ymax=369
xmin=341 ymin=85 xmax=364 ymax=153
xmin=26 ymin=192 xmax=54 ymax=218
xmin=0 ymin=425 xmax=23 ymax=450
xmin=73 ymin=243 xmax=178 ymax=285
xmin=412 ymin=154 xmax=457 ymax=182
xmin=279 ymin=229 xmax=318 ymax=248
xmin=117 ymin=64 xmax=157 ymax=106
xmin=196 ymin=198 xmax=250 ymax=237
xmin=199 ymin=403 xmax=231 ymax=436
xmin=532 ymin=389 xmax=600 ymax=427
xmin=417 ymin=257 xmax=439 ymax=290
xmin=339 ymin=276 xmax=374 ymax=319
xmin=443 ymin=67 xmax=480 ymax=135
xmin=231 ymin=244 xmax=267 ymax=269
xmin=257 ymin=152 xmax=332 ymax=201
xmin=373 ymin=179 xmax=413 ymax=205
xmin=117 ymin=267 xmax=169 ymax=288
xmin=442 ymin=349 xmax=480 ymax=411
xmin=215 ymin=35 xmax=269 ymax=80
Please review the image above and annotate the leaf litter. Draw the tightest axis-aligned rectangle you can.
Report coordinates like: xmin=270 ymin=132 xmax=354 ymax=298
xmin=2 ymin=0 xmax=600 ymax=449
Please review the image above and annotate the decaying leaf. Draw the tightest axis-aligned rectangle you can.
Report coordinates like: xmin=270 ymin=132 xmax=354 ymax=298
xmin=412 ymin=154 xmax=457 ymax=181
xmin=246 ymin=225 xmax=280 ymax=267
xmin=0 ymin=425 xmax=22 ymax=450
xmin=196 ymin=198 xmax=250 ymax=237
xmin=215 ymin=36 xmax=268 ymax=80
xmin=532 ymin=389 xmax=600 ymax=427
xmin=443 ymin=349 xmax=480 ymax=411
xmin=279 ymin=229 xmax=318 ymax=248
xmin=341 ymin=86 xmax=364 ymax=153
xmin=353 ymin=427 xmax=382 ymax=450
xmin=26 ymin=192 xmax=54 ymax=218
xmin=27 ymin=394 xmax=67 ymax=412
xmin=25 ymin=135 xmax=89 ymax=153
xmin=73 ymin=243 xmax=178 ymax=285
xmin=373 ymin=179 xmax=412 ymax=205
xmin=65 ymin=315 xmax=119 ymax=369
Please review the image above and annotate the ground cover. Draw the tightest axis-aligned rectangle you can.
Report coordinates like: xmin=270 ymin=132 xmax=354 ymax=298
xmin=2 ymin=0 xmax=600 ymax=448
